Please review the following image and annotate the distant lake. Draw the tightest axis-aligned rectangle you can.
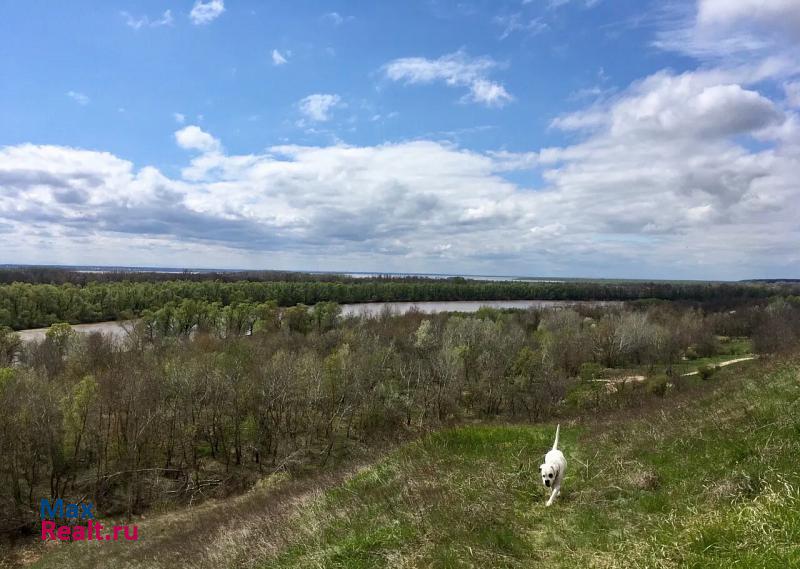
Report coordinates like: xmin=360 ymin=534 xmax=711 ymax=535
xmin=16 ymin=300 xmax=620 ymax=342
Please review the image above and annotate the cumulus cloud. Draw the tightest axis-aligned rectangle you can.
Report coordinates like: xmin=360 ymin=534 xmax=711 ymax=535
xmin=4 ymin=69 xmax=799 ymax=279
xmin=0 ymin=139 xmax=538 ymax=267
xmin=6 ymin=1 xmax=800 ymax=278
xmin=190 ymin=0 xmax=224 ymax=25
xmin=121 ymin=10 xmax=173 ymax=30
xmin=383 ymin=51 xmax=513 ymax=107
xmin=538 ymin=65 xmax=798 ymax=272
xmin=785 ymin=81 xmax=800 ymax=107
xmin=66 ymin=91 xmax=89 ymax=105
xmin=698 ymin=0 xmax=800 ymax=37
xmin=271 ymin=49 xmax=288 ymax=66
xmin=552 ymin=72 xmax=782 ymax=139
xmin=297 ymin=94 xmax=342 ymax=122
xmin=174 ymin=126 xmax=221 ymax=153
xmin=656 ymin=0 xmax=800 ymax=60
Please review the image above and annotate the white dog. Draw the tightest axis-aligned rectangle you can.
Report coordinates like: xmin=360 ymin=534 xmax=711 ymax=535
xmin=540 ymin=424 xmax=566 ymax=506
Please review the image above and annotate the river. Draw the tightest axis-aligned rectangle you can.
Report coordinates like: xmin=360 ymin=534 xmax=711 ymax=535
xmin=15 ymin=299 xmax=620 ymax=342
xmin=339 ymin=299 xmax=619 ymax=317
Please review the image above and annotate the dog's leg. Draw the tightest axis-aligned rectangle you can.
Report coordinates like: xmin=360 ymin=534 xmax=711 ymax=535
xmin=546 ymin=483 xmax=561 ymax=507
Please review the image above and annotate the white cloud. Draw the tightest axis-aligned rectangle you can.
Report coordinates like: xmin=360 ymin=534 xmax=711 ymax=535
xmin=0 ymin=139 xmax=540 ymax=270
xmin=383 ymin=51 xmax=513 ymax=107
xmin=785 ymin=81 xmax=800 ymax=107
xmin=468 ymin=79 xmax=514 ymax=107
xmin=66 ymin=91 xmax=89 ymax=105
xmin=298 ymin=94 xmax=342 ymax=122
xmin=553 ymin=72 xmax=781 ymax=139
xmin=173 ymin=113 xmax=186 ymax=124
xmin=4 ymin=75 xmax=799 ymax=279
xmin=656 ymin=0 xmax=800 ymax=60
xmin=487 ymin=150 xmax=539 ymax=171
xmin=698 ymin=0 xmax=800 ymax=36
xmin=5 ymin=1 xmax=800 ymax=278
xmin=122 ymin=9 xmax=173 ymax=30
xmin=568 ymin=80 xmax=616 ymax=102
xmin=494 ymin=13 xmax=548 ymax=40
xmin=190 ymin=0 xmax=225 ymax=25
xmin=539 ymin=66 xmax=797 ymax=269
xmin=542 ymin=0 xmax=601 ymax=8
xmin=271 ymin=49 xmax=288 ymax=66
xmin=174 ymin=125 xmax=221 ymax=153
xmin=323 ymin=12 xmax=351 ymax=26
xmin=530 ymin=223 xmax=566 ymax=238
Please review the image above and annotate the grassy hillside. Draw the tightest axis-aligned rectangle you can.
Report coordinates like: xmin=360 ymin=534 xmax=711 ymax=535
xmin=265 ymin=359 xmax=800 ymax=568
xmin=15 ymin=357 xmax=800 ymax=569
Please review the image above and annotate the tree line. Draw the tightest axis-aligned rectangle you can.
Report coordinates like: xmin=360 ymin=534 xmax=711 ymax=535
xmin=1 ymin=297 xmax=798 ymax=533
xmin=1 ymin=277 xmax=792 ymax=330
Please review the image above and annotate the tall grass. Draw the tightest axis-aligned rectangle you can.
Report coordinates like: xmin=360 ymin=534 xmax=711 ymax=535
xmin=266 ymin=359 xmax=800 ymax=568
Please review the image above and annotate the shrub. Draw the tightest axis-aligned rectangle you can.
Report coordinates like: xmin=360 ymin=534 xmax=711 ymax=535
xmin=579 ymin=362 xmax=603 ymax=382
xmin=698 ymin=364 xmax=719 ymax=380
xmin=646 ymin=374 xmax=669 ymax=397
xmin=565 ymin=382 xmax=605 ymax=410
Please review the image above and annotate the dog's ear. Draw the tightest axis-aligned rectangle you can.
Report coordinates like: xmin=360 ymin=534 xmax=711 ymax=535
xmin=538 ymin=463 xmax=545 ymax=472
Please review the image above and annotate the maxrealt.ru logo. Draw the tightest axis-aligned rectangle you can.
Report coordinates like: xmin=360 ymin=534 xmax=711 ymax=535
xmin=40 ymin=499 xmax=138 ymax=542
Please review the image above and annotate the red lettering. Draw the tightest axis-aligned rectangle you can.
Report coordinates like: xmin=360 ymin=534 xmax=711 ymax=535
xmin=124 ymin=525 xmax=138 ymax=541
xmin=41 ymin=520 xmax=56 ymax=540
xmin=72 ymin=525 xmax=87 ymax=541
xmin=56 ymin=525 xmax=71 ymax=540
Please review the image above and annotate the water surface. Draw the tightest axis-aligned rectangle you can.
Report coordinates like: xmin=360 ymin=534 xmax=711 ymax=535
xmin=16 ymin=300 xmax=619 ymax=341
xmin=340 ymin=299 xmax=618 ymax=317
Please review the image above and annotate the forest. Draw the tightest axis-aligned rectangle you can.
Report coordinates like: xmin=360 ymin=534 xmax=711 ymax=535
xmin=1 ymin=269 xmax=797 ymax=330
xmin=1 ymin=294 xmax=799 ymax=535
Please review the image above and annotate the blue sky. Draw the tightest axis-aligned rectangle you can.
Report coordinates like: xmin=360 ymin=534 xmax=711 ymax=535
xmin=1 ymin=0 xmax=799 ymax=279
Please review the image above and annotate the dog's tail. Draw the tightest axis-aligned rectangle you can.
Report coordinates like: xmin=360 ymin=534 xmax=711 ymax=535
xmin=552 ymin=424 xmax=560 ymax=451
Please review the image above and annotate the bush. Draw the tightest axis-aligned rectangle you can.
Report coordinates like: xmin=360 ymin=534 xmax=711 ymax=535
xmin=579 ymin=362 xmax=603 ymax=382
xmin=646 ymin=375 xmax=670 ymax=397
xmin=698 ymin=364 xmax=719 ymax=380
xmin=565 ymin=382 xmax=605 ymax=410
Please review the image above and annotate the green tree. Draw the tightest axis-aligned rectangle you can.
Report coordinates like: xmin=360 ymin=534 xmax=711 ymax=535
xmin=0 ymin=326 xmax=21 ymax=365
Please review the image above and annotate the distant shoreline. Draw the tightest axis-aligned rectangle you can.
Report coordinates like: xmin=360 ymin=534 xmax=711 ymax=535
xmin=0 ymin=264 xmax=736 ymax=284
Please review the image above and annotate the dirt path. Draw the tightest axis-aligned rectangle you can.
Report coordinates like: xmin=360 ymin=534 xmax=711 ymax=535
xmin=681 ymin=356 xmax=757 ymax=376
xmin=592 ymin=375 xmax=646 ymax=393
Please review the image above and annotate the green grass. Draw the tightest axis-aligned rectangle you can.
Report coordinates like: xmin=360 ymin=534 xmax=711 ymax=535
xmin=668 ymin=337 xmax=754 ymax=376
xmin=265 ymin=358 xmax=800 ymax=569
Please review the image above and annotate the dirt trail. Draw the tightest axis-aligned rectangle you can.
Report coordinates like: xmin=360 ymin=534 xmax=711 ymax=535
xmin=682 ymin=356 xmax=756 ymax=376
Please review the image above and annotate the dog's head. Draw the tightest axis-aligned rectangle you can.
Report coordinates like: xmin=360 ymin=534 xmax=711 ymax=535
xmin=540 ymin=463 xmax=557 ymax=487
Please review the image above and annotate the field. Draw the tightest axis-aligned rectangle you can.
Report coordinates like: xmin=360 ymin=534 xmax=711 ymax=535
xmin=16 ymin=356 xmax=799 ymax=569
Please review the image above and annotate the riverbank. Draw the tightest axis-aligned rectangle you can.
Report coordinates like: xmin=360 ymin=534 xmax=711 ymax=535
xmin=14 ymin=300 xmax=621 ymax=342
